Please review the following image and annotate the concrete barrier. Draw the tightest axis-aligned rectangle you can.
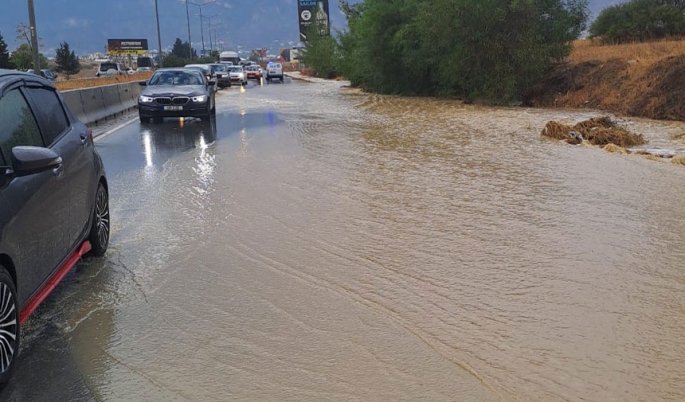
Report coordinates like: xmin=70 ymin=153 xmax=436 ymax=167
xmin=101 ymin=84 xmax=124 ymax=118
xmin=118 ymin=82 xmax=139 ymax=110
xmin=79 ymin=87 xmax=110 ymax=125
xmin=59 ymin=81 xmax=141 ymax=125
xmin=60 ymin=90 xmax=86 ymax=124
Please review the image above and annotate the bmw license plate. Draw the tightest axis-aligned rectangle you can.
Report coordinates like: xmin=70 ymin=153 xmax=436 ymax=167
xmin=163 ymin=106 xmax=183 ymax=111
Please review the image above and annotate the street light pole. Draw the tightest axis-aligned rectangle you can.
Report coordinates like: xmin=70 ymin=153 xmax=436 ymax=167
xmin=27 ymin=0 xmax=40 ymax=72
xmin=207 ymin=21 xmax=225 ymax=55
xmin=185 ymin=0 xmax=193 ymax=59
xmin=154 ymin=0 xmax=163 ymax=67
xmin=187 ymin=1 xmax=215 ymax=57
xmin=203 ymin=14 xmax=221 ymax=53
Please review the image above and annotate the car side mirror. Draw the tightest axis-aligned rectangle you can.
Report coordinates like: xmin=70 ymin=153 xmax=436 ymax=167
xmin=139 ymin=81 xmax=147 ymax=86
xmin=11 ymin=146 xmax=62 ymax=176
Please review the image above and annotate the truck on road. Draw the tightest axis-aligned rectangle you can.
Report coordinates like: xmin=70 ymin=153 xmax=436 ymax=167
xmin=219 ymin=51 xmax=240 ymax=66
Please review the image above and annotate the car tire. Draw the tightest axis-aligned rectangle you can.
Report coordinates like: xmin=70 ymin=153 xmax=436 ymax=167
xmin=139 ymin=113 xmax=149 ymax=124
xmin=0 ymin=265 xmax=20 ymax=389
xmin=87 ymin=182 xmax=110 ymax=257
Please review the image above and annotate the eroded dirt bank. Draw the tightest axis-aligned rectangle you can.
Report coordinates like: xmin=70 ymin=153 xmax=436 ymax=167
xmin=526 ymin=41 xmax=685 ymax=121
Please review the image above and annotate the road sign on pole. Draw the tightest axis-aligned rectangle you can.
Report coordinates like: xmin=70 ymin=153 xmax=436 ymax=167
xmin=298 ymin=0 xmax=329 ymax=42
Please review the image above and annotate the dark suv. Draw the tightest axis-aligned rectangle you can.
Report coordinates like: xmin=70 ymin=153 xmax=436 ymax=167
xmin=0 ymin=69 xmax=110 ymax=387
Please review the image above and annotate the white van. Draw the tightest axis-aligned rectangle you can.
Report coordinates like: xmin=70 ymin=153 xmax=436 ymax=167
xmin=96 ymin=62 xmax=127 ymax=77
xmin=266 ymin=62 xmax=283 ymax=82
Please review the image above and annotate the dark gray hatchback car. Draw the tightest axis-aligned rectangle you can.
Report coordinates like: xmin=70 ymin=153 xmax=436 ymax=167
xmin=0 ymin=69 xmax=110 ymax=387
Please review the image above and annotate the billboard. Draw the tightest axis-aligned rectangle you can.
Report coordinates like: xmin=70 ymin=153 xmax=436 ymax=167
xmin=298 ymin=0 xmax=330 ymax=42
xmin=107 ymin=39 xmax=148 ymax=55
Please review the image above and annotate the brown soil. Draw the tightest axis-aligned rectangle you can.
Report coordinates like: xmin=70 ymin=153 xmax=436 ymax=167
xmin=527 ymin=39 xmax=685 ymax=121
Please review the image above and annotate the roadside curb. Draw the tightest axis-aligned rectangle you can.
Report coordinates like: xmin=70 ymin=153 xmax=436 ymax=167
xmin=284 ymin=72 xmax=330 ymax=84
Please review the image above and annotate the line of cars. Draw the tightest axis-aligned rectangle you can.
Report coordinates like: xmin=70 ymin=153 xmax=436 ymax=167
xmin=183 ymin=63 xmax=265 ymax=88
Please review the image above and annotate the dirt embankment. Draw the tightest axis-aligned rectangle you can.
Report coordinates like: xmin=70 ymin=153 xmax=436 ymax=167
xmin=526 ymin=39 xmax=685 ymax=121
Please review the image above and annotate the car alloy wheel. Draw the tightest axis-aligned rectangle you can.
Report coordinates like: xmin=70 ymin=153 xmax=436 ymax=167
xmin=88 ymin=183 xmax=110 ymax=257
xmin=0 ymin=274 xmax=18 ymax=377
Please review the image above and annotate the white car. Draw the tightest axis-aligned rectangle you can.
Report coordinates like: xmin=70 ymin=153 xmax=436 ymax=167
xmin=266 ymin=62 xmax=283 ymax=82
xmin=227 ymin=66 xmax=248 ymax=86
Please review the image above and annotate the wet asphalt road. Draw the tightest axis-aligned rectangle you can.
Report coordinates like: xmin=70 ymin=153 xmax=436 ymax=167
xmin=0 ymin=78 xmax=287 ymax=402
xmin=3 ymin=75 xmax=685 ymax=402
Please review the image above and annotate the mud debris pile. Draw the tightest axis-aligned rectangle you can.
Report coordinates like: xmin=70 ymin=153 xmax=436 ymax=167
xmin=541 ymin=116 xmax=647 ymax=147
xmin=541 ymin=116 xmax=685 ymax=165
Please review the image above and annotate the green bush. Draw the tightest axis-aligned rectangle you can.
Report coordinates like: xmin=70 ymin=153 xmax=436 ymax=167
xmin=590 ymin=0 xmax=685 ymax=44
xmin=312 ymin=0 xmax=588 ymax=103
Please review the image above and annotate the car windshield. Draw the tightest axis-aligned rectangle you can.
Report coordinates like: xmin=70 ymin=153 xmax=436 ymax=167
xmin=211 ymin=64 xmax=227 ymax=72
xmin=246 ymin=66 xmax=259 ymax=71
xmin=99 ymin=63 xmax=118 ymax=72
xmin=148 ymin=71 xmax=205 ymax=86
xmin=228 ymin=66 xmax=243 ymax=72
xmin=137 ymin=57 xmax=154 ymax=68
xmin=185 ymin=65 xmax=208 ymax=73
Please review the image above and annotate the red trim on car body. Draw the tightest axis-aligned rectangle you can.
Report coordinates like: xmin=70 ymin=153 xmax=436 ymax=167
xmin=19 ymin=241 xmax=92 ymax=324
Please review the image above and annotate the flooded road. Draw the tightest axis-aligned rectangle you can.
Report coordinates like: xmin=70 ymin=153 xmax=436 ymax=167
xmin=3 ymin=78 xmax=685 ymax=401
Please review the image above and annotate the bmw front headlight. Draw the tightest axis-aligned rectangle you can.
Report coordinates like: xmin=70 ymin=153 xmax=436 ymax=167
xmin=139 ymin=95 xmax=154 ymax=103
xmin=192 ymin=95 xmax=208 ymax=102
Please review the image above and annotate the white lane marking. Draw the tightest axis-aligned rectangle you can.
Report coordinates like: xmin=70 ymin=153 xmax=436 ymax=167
xmin=94 ymin=117 xmax=139 ymax=142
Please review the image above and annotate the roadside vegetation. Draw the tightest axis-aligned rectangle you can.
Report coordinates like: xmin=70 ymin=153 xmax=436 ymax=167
xmin=589 ymin=0 xmax=685 ymax=44
xmin=55 ymin=41 xmax=80 ymax=78
xmin=301 ymin=0 xmax=589 ymax=103
xmin=162 ymin=38 xmax=218 ymax=67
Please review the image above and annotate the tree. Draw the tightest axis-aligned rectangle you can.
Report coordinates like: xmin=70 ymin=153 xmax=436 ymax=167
xmin=10 ymin=43 xmax=47 ymax=70
xmin=0 ymin=31 xmax=12 ymax=69
xmin=331 ymin=0 xmax=588 ymax=102
xmin=301 ymin=23 xmax=340 ymax=78
xmin=15 ymin=22 xmax=43 ymax=51
xmin=590 ymin=0 xmax=685 ymax=44
xmin=171 ymin=38 xmax=196 ymax=59
xmin=55 ymin=42 xmax=80 ymax=77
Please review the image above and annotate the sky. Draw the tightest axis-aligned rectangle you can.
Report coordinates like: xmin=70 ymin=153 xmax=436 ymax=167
xmin=0 ymin=0 xmax=626 ymax=57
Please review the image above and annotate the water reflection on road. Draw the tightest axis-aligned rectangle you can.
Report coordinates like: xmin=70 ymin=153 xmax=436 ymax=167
xmin=4 ymin=79 xmax=685 ymax=401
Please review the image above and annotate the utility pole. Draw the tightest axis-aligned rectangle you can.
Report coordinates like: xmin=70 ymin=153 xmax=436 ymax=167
xmin=27 ymin=0 xmax=40 ymax=72
xmin=154 ymin=0 xmax=163 ymax=67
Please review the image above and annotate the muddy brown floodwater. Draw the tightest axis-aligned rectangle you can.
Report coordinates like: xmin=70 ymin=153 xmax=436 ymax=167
xmin=10 ymin=79 xmax=685 ymax=401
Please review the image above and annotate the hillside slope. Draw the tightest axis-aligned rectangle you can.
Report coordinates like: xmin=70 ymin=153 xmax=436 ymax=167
xmin=526 ymin=39 xmax=685 ymax=121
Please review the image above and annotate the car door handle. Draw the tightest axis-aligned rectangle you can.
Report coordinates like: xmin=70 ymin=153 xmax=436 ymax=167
xmin=80 ymin=134 xmax=88 ymax=145
xmin=53 ymin=164 xmax=64 ymax=178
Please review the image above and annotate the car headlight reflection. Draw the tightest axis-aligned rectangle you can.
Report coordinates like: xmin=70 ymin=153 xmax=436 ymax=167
xmin=139 ymin=95 xmax=154 ymax=103
xmin=192 ymin=95 xmax=208 ymax=102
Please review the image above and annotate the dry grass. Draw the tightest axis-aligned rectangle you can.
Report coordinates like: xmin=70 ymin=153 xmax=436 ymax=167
xmin=671 ymin=154 xmax=685 ymax=165
xmin=541 ymin=116 xmax=647 ymax=147
xmin=603 ymin=143 xmax=628 ymax=154
xmin=529 ymin=38 xmax=685 ymax=121
xmin=569 ymin=38 xmax=685 ymax=64
xmin=646 ymin=154 xmax=665 ymax=162
xmin=55 ymin=72 xmax=152 ymax=91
